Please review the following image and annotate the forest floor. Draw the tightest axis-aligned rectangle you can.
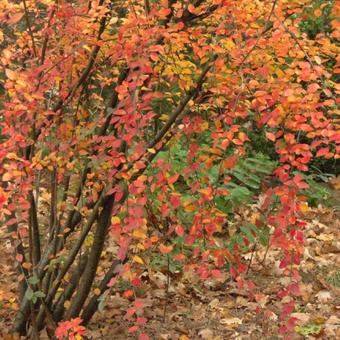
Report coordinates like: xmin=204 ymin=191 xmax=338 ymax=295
xmin=0 ymin=182 xmax=339 ymax=339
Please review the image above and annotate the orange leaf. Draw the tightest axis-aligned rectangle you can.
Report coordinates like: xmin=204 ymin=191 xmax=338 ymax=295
xmin=266 ymin=132 xmax=276 ymax=142
xmin=159 ymin=244 xmax=173 ymax=254
xmin=8 ymin=13 xmax=24 ymax=25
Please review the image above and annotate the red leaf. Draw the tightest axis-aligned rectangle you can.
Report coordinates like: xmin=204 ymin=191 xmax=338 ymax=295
xmin=211 ymin=269 xmax=222 ymax=278
xmin=7 ymin=218 xmax=17 ymax=226
xmin=173 ymin=253 xmax=186 ymax=261
xmin=188 ymin=4 xmax=197 ymax=14
xmin=316 ymin=147 xmax=329 ymax=157
xmin=125 ymin=307 xmax=136 ymax=318
xmin=131 ymin=277 xmax=141 ymax=287
xmin=16 ymin=253 xmax=23 ymax=263
xmin=123 ymin=289 xmax=134 ymax=298
xmin=134 ymin=299 xmax=144 ymax=309
xmin=170 ymin=193 xmax=181 ymax=208
xmin=115 ymin=191 xmax=124 ymax=202
xmin=128 ymin=325 xmax=139 ymax=333
xmin=136 ymin=317 xmax=147 ymax=325
xmin=266 ymin=132 xmax=276 ymax=142
xmin=175 ymin=224 xmax=184 ymax=236
xmin=307 ymin=83 xmax=320 ymax=94
xmin=168 ymin=173 xmax=179 ymax=184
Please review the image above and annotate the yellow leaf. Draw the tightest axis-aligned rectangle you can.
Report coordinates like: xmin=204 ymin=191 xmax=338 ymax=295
xmin=224 ymin=39 xmax=235 ymax=51
xmin=93 ymin=288 xmax=101 ymax=296
xmin=109 ymin=17 xmax=118 ymax=25
xmin=147 ymin=148 xmax=156 ymax=154
xmin=84 ymin=234 xmax=94 ymax=248
xmin=111 ymin=216 xmax=121 ymax=224
xmin=250 ymin=22 xmax=260 ymax=28
xmin=132 ymin=255 xmax=144 ymax=265
xmin=83 ymin=44 xmax=92 ymax=52
xmin=299 ymin=202 xmax=309 ymax=214
xmin=314 ymin=56 xmax=322 ymax=65
xmin=183 ymin=203 xmax=195 ymax=212
xmin=12 ymin=170 xmax=22 ymax=177
xmin=64 ymin=300 xmax=71 ymax=309
xmin=160 ymin=114 xmax=168 ymax=121
xmin=64 ymin=273 xmax=71 ymax=282
xmin=5 ymin=68 xmax=15 ymax=80
xmin=6 ymin=152 xmax=18 ymax=160
xmin=136 ymin=243 xmax=145 ymax=251
xmin=275 ymin=68 xmax=284 ymax=78
xmin=22 ymin=262 xmax=32 ymax=269
xmin=132 ymin=229 xmax=146 ymax=239
xmin=2 ymin=172 xmax=12 ymax=181
xmin=200 ymin=122 xmax=209 ymax=131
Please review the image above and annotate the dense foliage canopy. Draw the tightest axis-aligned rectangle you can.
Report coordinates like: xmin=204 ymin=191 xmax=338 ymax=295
xmin=0 ymin=0 xmax=338 ymax=338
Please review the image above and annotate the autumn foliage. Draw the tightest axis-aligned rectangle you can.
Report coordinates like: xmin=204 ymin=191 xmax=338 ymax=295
xmin=0 ymin=0 xmax=339 ymax=338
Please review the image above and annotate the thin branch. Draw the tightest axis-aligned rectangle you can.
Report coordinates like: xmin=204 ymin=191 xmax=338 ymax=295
xmin=273 ymin=12 xmax=315 ymax=71
xmin=29 ymin=192 xmax=41 ymax=265
xmin=44 ymin=189 xmax=107 ymax=306
xmin=65 ymin=194 xmax=116 ymax=319
xmin=81 ymin=259 xmax=122 ymax=324
xmin=22 ymin=0 xmax=38 ymax=58
xmin=40 ymin=6 xmax=56 ymax=66
xmin=149 ymin=59 xmax=215 ymax=148
xmin=52 ymin=254 xmax=89 ymax=321
xmin=239 ymin=0 xmax=278 ymax=66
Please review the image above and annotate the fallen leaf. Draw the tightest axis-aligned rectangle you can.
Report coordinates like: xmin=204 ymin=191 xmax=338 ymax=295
xmin=326 ymin=315 xmax=340 ymax=325
xmin=315 ymin=290 xmax=332 ymax=303
xmin=291 ymin=313 xmax=311 ymax=325
xmin=208 ymin=298 xmax=220 ymax=309
xmin=220 ymin=317 xmax=242 ymax=326
xmin=198 ymin=328 xmax=214 ymax=339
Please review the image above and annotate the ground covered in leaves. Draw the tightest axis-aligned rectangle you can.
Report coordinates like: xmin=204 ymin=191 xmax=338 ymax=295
xmin=0 ymin=184 xmax=339 ymax=339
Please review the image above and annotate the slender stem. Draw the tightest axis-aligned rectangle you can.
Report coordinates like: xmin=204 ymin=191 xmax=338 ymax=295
xmin=81 ymin=259 xmax=122 ymax=324
xmin=163 ymin=254 xmax=170 ymax=322
xmin=66 ymin=194 xmax=115 ymax=319
xmin=22 ymin=0 xmax=38 ymax=58
xmin=29 ymin=192 xmax=41 ymax=265
xmin=246 ymin=243 xmax=257 ymax=275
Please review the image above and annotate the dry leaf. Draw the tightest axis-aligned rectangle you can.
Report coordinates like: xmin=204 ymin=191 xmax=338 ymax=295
xmin=220 ymin=317 xmax=242 ymax=326
xmin=179 ymin=335 xmax=190 ymax=340
xmin=315 ymin=290 xmax=332 ymax=303
xmin=291 ymin=313 xmax=310 ymax=325
xmin=208 ymin=298 xmax=220 ymax=309
xmin=198 ymin=328 xmax=214 ymax=339
xmin=326 ymin=315 xmax=340 ymax=325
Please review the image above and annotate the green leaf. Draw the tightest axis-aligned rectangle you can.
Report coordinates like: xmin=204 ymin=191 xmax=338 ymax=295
xmin=232 ymin=168 xmax=260 ymax=189
xmin=34 ymin=291 xmax=46 ymax=298
xmin=259 ymin=228 xmax=270 ymax=246
xmin=240 ymin=225 xmax=256 ymax=243
xmin=98 ymin=290 xmax=109 ymax=313
xmin=25 ymin=287 xmax=34 ymax=301
xmin=28 ymin=275 xmax=39 ymax=285
xmin=295 ymin=323 xmax=322 ymax=336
